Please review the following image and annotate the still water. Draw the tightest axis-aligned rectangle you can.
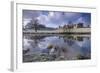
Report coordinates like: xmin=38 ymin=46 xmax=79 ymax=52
xmin=23 ymin=34 xmax=91 ymax=62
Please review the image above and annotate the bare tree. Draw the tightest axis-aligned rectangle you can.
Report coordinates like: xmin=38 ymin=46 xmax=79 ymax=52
xmin=31 ymin=19 xmax=39 ymax=32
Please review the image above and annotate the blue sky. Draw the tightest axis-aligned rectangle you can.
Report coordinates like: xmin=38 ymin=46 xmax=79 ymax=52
xmin=23 ymin=10 xmax=91 ymax=28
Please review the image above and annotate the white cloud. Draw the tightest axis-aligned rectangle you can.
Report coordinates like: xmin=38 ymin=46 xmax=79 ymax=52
xmin=48 ymin=12 xmax=55 ymax=17
xmin=48 ymin=12 xmax=63 ymax=20
xmin=36 ymin=14 xmax=49 ymax=25
xmin=75 ymin=17 xmax=85 ymax=24
xmin=23 ymin=18 xmax=32 ymax=27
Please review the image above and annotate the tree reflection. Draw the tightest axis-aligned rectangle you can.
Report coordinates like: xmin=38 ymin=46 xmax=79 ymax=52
xmin=23 ymin=34 xmax=91 ymax=62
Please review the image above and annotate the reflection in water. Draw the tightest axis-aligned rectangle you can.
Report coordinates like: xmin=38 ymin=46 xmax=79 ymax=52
xmin=23 ymin=34 xmax=91 ymax=62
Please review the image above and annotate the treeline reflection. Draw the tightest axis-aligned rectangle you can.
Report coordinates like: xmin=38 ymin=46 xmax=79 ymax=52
xmin=23 ymin=34 xmax=91 ymax=62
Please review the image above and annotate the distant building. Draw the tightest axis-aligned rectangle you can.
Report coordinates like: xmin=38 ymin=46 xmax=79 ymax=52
xmin=77 ymin=23 xmax=84 ymax=28
xmin=62 ymin=22 xmax=85 ymax=29
xmin=63 ymin=24 xmax=74 ymax=29
xmin=73 ymin=23 xmax=84 ymax=28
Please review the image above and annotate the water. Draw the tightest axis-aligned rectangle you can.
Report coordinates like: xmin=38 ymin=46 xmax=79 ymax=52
xmin=23 ymin=34 xmax=91 ymax=62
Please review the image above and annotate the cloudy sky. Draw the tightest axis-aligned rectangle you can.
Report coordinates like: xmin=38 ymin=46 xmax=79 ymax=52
xmin=23 ymin=10 xmax=91 ymax=28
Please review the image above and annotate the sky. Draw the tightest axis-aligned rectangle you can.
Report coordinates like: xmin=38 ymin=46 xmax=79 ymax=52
xmin=23 ymin=10 xmax=91 ymax=28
